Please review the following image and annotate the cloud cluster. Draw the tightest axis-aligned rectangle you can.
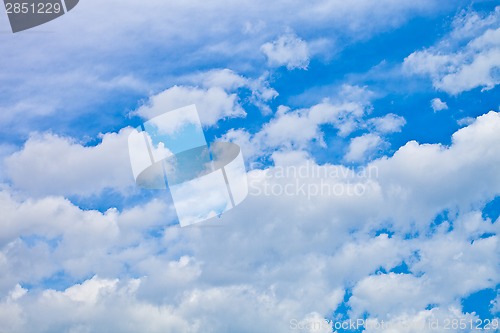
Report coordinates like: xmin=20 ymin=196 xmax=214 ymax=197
xmin=344 ymin=133 xmax=383 ymax=162
xmin=0 ymin=0 xmax=455 ymax=137
xmin=1 ymin=68 xmax=279 ymax=199
xmin=0 ymin=110 xmax=498 ymax=332
xmin=261 ymin=33 xmax=310 ymax=70
xmin=431 ymin=97 xmax=448 ymax=112
xmin=135 ymin=69 xmax=278 ymax=124
xmin=1 ymin=2 xmax=499 ymax=332
xmin=4 ymin=129 xmax=135 ymax=198
xmin=222 ymin=85 xmax=404 ymax=163
xmin=404 ymin=6 xmax=500 ymax=94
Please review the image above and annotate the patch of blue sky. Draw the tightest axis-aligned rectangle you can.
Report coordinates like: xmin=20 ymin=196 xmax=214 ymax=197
xmin=373 ymin=228 xmax=395 ymax=238
xmin=277 ymin=15 xmax=448 ymax=104
xmin=328 ymin=290 xmax=367 ymax=333
xmin=34 ymin=271 xmax=95 ymax=292
xmin=427 ymin=210 xmax=454 ymax=235
xmin=390 ymin=261 xmax=412 ymax=275
xmin=144 ymin=121 xmax=206 ymax=155
xmin=483 ymin=196 xmax=500 ymax=222
xmin=462 ymin=287 xmax=500 ymax=319
xmin=66 ymin=187 xmax=171 ymax=213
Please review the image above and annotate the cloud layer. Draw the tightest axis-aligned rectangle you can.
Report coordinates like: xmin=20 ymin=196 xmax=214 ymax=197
xmin=1 ymin=111 xmax=498 ymax=332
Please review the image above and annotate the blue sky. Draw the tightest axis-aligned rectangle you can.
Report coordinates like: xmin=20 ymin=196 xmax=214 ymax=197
xmin=0 ymin=0 xmax=499 ymax=332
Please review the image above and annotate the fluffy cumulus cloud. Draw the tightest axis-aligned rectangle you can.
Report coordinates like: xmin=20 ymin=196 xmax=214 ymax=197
xmin=222 ymin=101 xmax=366 ymax=161
xmin=1 ymin=1 xmax=499 ymax=332
xmin=404 ymin=6 xmax=500 ymax=94
xmin=344 ymin=133 xmax=383 ymax=162
xmin=261 ymin=33 xmax=310 ymax=70
xmin=221 ymin=85 xmax=405 ymax=163
xmin=4 ymin=129 xmax=135 ymax=197
xmin=136 ymin=85 xmax=245 ymax=126
xmin=350 ymin=212 xmax=499 ymax=319
xmin=431 ymin=97 xmax=448 ymax=112
xmin=0 ymin=110 xmax=499 ymax=332
xmin=368 ymin=113 xmax=406 ymax=133
xmin=0 ymin=276 xmax=339 ymax=333
xmin=135 ymin=69 xmax=277 ymax=124
xmin=362 ymin=307 xmax=483 ymax=333
xmin=371 ymin=111 xmax=500 ymax=227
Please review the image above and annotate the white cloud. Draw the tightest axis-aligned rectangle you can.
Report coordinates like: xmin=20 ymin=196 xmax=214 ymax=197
xmin=221 ymin=85 xmax=375 ymax=161
xmin=349 ymin=212 xmax=499 ymax=320
xmin=136 ymin=86 xmax=245 ymax=126
xmin=5 ymin=129 xmax=134 ymax=198
xmin=430 ymin=98 xmax=448 ymax=112
xmin=218 ymin=128 xmax=260 ymax=163
xmin=2 ymin=2 xmax=500 ymax=332
xmin=456 ymin=116 xmax=475 ymax=127
xmin=290 ymin=312 xmax=333 ymax=333
xmin=344 ymin=134 xmax=383 ymax=163
xmin=371 ymin=111 xmax=500 ymax=228
xmin=192 ymin=68 xmax=248 ymax=90
xmin=329 ymin=234 xmax=413 ymax=284
xmin=0 ymin=277 xmax=341 ymax=333
xmin=0 ymin=144 xmax=18 ymax=182
xmin=0 ymin=75 xmax=376 ymax=200
xmin=404 ymin=6 xmax=500 ymax=94
xmin=492 ymin=293 xmax=500 ymax=314
xmin=261 ymin=33 xmax=310 ymax=69
xmin=363 ymin=307 xmax=483 ymax=333
xmin=135 ymin=69 xmax=278 ymax=124
xmin=350 ymin=273 xmax=429 ymax=318
xmin=1 ymin=111 xmax=500 ymax=332
xmin=368 ymin=113 xmax=406 ymax=133
xmin=0 ymin=190 xmax=177 ymax=291
xmin=63 ymin=276 xmax=119 ymax=304
xmin=356 ymin=229 xmax=497 ymax=319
